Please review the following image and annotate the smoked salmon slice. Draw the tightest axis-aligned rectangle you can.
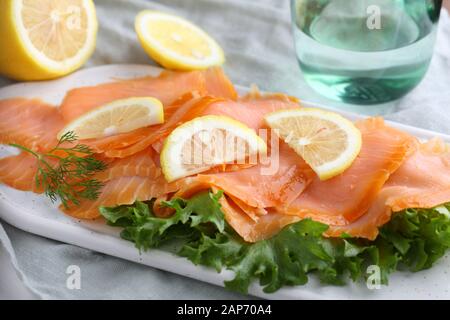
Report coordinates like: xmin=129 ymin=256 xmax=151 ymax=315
xmin=385 ymin=138 xmax=450 ymax=211
xmin=62 ymin=149 xmax=179 ymax=219
xmin=0 ymin=152 xmax=41 ymax=192
xmin=61 ymin=175 xmax=179 ymax=219
xmin=327 ymin=138 xmax=450 ymax=240
xmin=93 ymin=149 xmax=161 ymax=182
xmin=195 ymin=142 xmax=314 ymax=209
xmin=279 ymin=118 xmax=416 ymax=226
xmin=0 ymin=98 xmax=63 ymax=152
xmin=202 ymin=92 xmax=300 ymax=132
xmin=202 ymin=68 xmax=238 ymax=100
xmin=59 ymin=68 xmax=237 ymax=123
xmin=218 ymin=192 xmax=300 ymax=243
xmin=227 ymin=194 xmax=268 ymax=222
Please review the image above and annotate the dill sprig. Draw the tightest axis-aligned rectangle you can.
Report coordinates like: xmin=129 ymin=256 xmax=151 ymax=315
xmin=10 ymin=131 xmax=107 ymax=208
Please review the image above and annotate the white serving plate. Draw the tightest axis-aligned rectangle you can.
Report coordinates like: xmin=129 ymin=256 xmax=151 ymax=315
xmin=1 ymin=64 xmax=449 ymax=300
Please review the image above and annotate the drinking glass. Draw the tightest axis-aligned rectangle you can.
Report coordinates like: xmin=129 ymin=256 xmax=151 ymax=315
xmin=291 ymin=0 xmax=442 ymax=105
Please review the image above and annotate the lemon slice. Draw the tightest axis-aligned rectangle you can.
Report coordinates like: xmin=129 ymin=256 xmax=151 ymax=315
xmin=265 ymin=108 xmax=362 ymax=180
xmin=0 ymin=0 xmax=98 ymax=81
xmin=135 ymin=10 xmax=225 ymax=71
xmin=58 ymin=97 xmax=164 ymax=140
xmin=160 ymin=115 xmax=267 ymax=182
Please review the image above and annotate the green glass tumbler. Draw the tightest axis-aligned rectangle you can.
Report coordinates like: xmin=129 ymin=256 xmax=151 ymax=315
xmin=291 ymin=0 xmax=442 ymax=105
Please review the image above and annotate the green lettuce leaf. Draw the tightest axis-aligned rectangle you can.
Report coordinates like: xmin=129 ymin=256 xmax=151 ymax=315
xmin=225 ymin=219 xmax=334 ymax=293
xmin=101 ymin=192 xmax=450 ymax=294
xmin=99 ymin=191 xmax=224 ymax=251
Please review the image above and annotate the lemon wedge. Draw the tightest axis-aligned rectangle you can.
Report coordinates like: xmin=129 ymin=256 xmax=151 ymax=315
xmin=58 ymin=97 xmax=164 ymax=140
xmin=160 ymin=115 xmax=266 ymax=182
xmin=0 ymin=0 xmax=98 ymax=81
xmin=265 ymin=108 xmax=362 ymax=180
xmin=135 ymin=10 xmax=225 ymax=71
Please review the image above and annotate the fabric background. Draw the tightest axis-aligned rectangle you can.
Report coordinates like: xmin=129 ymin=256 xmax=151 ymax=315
xmin=0 ymin=0 xmax=449 ymax=299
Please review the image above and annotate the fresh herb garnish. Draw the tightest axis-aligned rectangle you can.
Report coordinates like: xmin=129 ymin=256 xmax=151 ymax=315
xmin=101 ymin=192 xmax=450 ymax=294
xmin=100 ymin=192 xmax=225 ymax=250
xmin=10 ymin=131 xmax=107 ymax=208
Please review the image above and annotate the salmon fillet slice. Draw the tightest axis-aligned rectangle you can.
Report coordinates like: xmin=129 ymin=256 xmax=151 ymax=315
xmin=195 ymin=142 xmax=314 ymax=209
xmin=93 ymin=149 xmax=161 ymax=182
xmin=201 ymin=93 xmax=300 ymax=131
xmin=327 ymin=138 xmax=450 ymax=239
xmin=385 ymin=138 xmax=450 ymax=211
xmin=61 ymin=175 xmax=180 ymax=219
xmin=280 ymin=117 xmax=416 ymax=226
xmin=202 ymin=68 xmax=238 ymax=100
xmin=59 ymin=68 xmax=237 ymax=123
xmin=0 ymin=98 xmax=63 ymax=152
xmin=227 ymin=194 xmax=268 ymax=222
xmin=0 ymin=152 xmax=41 ymax=193
xmin=62 ymin=148 xmax=180 ymax=219
xmin=218 ymin=193 xmax=300 ymax=243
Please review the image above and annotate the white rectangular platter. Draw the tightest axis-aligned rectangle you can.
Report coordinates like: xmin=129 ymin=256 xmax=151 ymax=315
xmin=1 ymin=64 xmax=450 ymax=300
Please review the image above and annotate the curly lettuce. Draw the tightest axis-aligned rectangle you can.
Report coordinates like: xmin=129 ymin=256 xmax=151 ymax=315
xmin=100 ymin=191 xmax=450 ymax=294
